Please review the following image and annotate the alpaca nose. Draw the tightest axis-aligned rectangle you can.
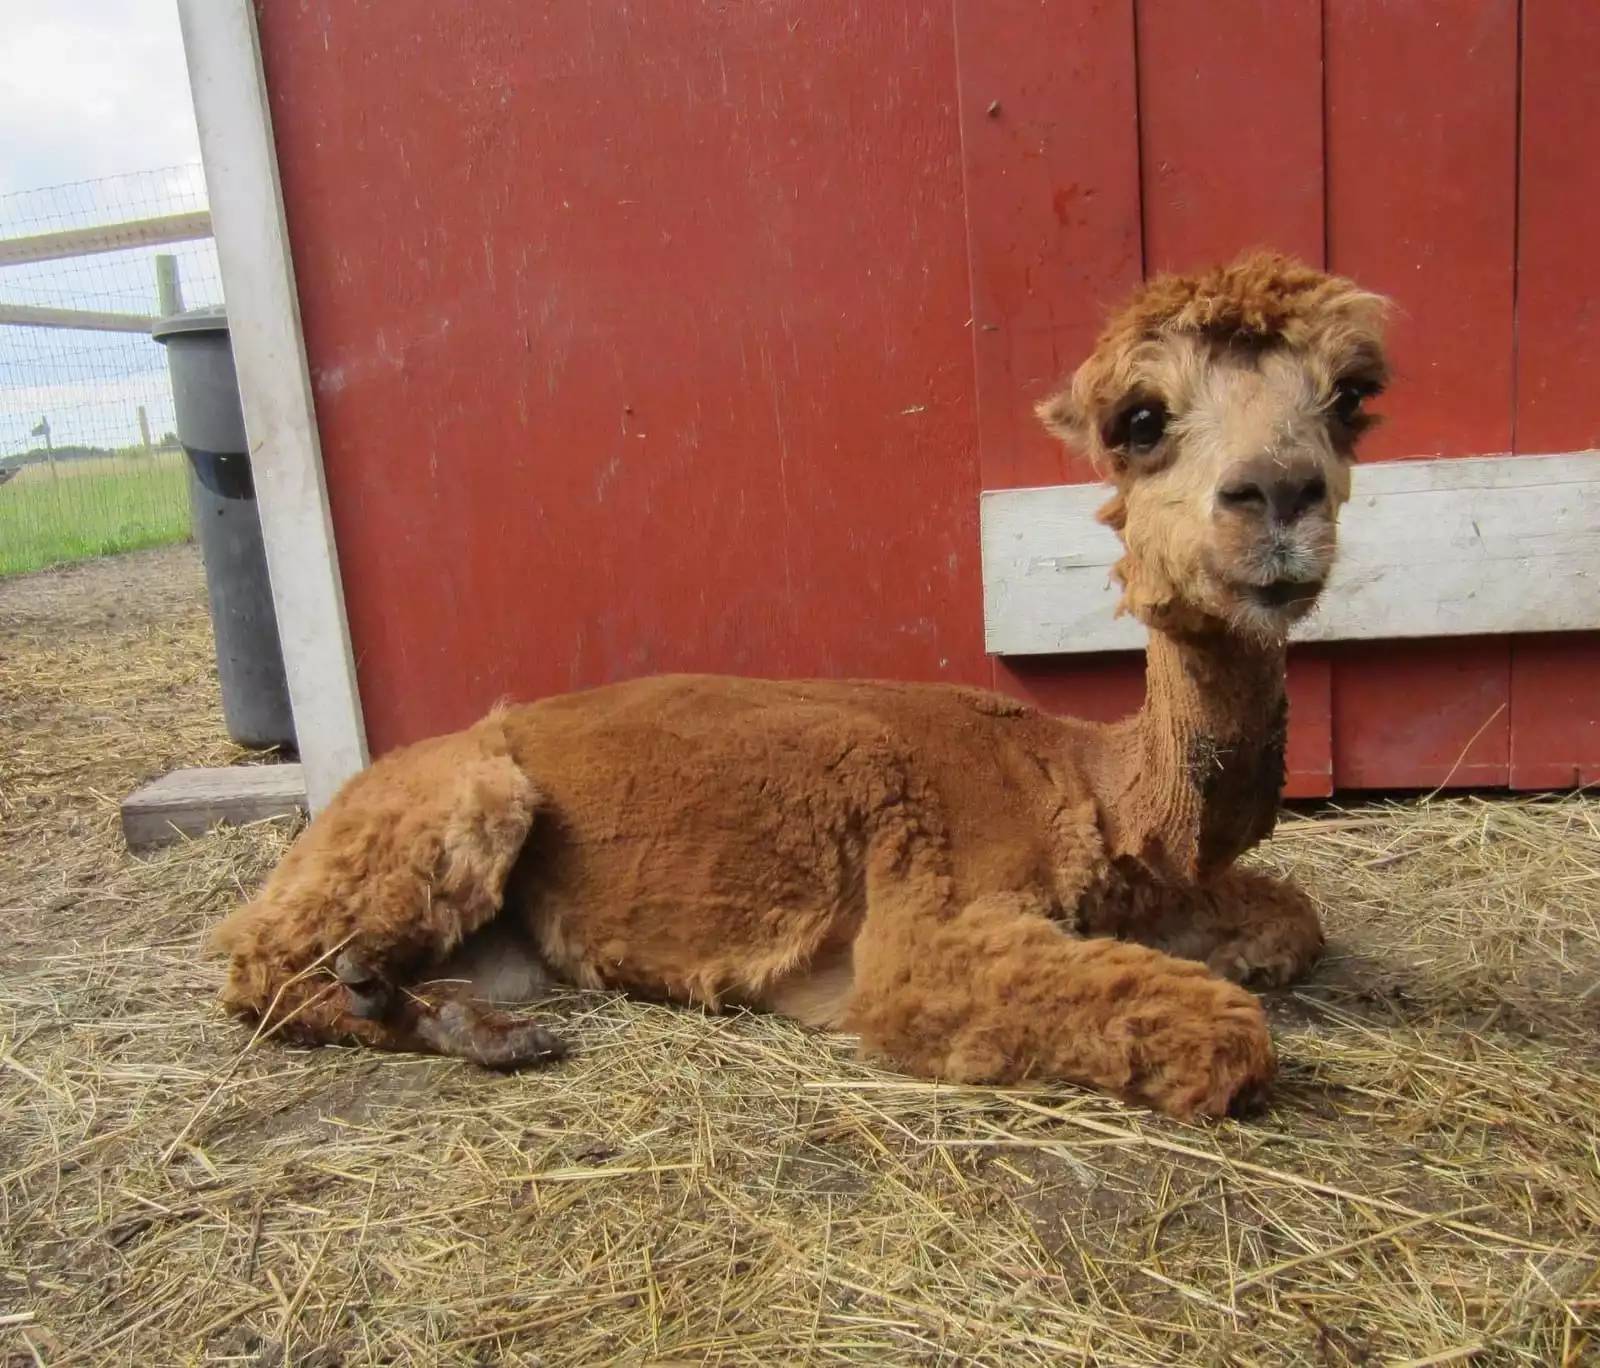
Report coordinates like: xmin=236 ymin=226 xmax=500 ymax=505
xmin=1216 ymin=459 xmax=1328 ymax=525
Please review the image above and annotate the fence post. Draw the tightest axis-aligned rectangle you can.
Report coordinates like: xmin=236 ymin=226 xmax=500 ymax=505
xmin=137 ymin=405 xmax=153 ymax=450
xmin=155 ymin=253 xmax=184 ymax=316
xmin=32 ymin=415 xmax=59 ymax=482
xmin=155 ymin=255 xmax=184 ymax=519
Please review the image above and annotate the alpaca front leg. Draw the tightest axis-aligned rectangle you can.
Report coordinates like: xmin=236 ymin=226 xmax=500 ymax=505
xmin=1195 ymin=870 xmax=1323 ymax=987
xmin=849 ymin=892 xmax=1276 ymax=1119
xmin=234 ymin=970 xmax=565 ymax=1068
xmin=1088 ymin=867 xmax=1324 ymax=988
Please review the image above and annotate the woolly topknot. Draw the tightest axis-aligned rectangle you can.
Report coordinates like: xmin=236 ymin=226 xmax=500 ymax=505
xmin=1036 ymin=250 xmax=1390 ymax=455
xmin=1102 ymin=250 xmax=1384 ymax=347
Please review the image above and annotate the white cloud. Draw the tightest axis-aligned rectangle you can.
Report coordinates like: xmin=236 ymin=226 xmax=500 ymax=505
xmin=0 ymin=367 xmax=178 ymax=453
xmin=0 ymin=0 xmax=200 ymax=198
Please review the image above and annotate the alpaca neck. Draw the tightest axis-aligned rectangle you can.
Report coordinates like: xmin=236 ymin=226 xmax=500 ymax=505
xmin=1094 ymin=626 xmax=1288 ymax=882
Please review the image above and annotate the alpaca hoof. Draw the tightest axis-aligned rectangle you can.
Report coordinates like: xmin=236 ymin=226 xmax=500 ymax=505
xmin=1208 ymin=947 xmax=1297 ymax=990
xmin=1205 ymin=933 xmax=1324 ymax=989
xmin=1127 ymin=978 xmax=1277 ymax=1120
xmin=1226 ymin=1075 xmax=1272 ymax=1118
xmin=418 ymin=1000 xmax=567 ymax=1070
xmin=334 ymin=948 xmax=393 ymax=1019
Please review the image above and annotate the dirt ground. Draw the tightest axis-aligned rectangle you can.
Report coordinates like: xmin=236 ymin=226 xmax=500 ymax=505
xmin=2 ymin=547 xmax=1598 ymax=1365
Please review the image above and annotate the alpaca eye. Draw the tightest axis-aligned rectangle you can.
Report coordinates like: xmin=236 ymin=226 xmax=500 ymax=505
xmin=1331 ymin=380 xmax=1372 ymax=426
xmin=1114 ymin=402 xmax=1168 ymax=453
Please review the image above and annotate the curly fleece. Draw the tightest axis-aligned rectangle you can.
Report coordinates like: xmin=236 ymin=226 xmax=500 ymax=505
xmin=212 ymin=252 xmax=1385 ymax=1120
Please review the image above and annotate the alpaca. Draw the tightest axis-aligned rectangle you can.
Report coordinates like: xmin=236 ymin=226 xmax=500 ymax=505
xmin=212 ymin=252 xmax=1388 ymax=1119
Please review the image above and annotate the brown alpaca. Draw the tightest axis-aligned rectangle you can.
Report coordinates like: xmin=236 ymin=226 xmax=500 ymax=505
xmin=212 ymin=252 xmax=1389 ymax=1119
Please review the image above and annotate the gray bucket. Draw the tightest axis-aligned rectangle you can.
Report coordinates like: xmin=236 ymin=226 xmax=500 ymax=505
xmin=153 ymin=307 xmax=296 ymax=751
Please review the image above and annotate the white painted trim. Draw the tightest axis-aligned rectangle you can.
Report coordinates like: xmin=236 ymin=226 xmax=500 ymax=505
xmin=177 ymin=0 xmax=366 ymax=811
xmin=982 ymin=450 xmax=1600 ymax=656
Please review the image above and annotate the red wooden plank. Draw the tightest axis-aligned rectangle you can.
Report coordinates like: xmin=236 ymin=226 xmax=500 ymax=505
xmin=998 ymin=651 xmax=1332 ymax=799
xmin=1324 ymin=0 xmax=1518 ymax=791
xmin=1516 ymin=0 xmax=1600 ymax=454
xmin=1325 ymin=0 xmax=1518 ymax=461
xmin=1506 ymin=3 xmax=1600 ymax=793
xmin=1509 ymin=0 xmax=1595 ymax=828
xmin=256 ymin=1 xmax=989 ymax=753
xmin=1331 ymin=640 xmax=1510 ymax=791
xmin=1509 ymin=636 xmax=1600 ymax=790
xmin=1133 ymin=0 xmax=1332 ymax=792
xmin=1283 ymin=652 xmax=1333 ymax=799
xmin=1136 ymin=0 xmax=1324 ymax=273
xmin=998 ymin=654 xmax=1147 ymax=725
xmin=984 ymin=3 xmax=1335 ymax=783
xmin=953 ymin=0 xmax=1141 ymax=492
xmin=952 ymin=1 xmax=1145 ymax=713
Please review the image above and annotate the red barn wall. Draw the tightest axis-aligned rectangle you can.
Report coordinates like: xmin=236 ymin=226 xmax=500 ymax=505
xmin=255 ymin=0 xmax=1600 ymax=792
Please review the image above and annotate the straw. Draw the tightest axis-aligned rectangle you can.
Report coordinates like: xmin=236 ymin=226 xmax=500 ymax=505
xmin=4 ymin=545 xmax=1597 ymax=1365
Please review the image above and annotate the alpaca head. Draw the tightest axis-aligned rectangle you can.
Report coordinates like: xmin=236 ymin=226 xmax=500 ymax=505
xmin=1038 ymin=252 xmax=1390 ymax=643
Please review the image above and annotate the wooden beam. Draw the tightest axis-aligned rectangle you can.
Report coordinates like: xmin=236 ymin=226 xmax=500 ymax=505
xmin=177 ymin=0 xmax=368 ymax=813
xmin=121 ymin=763 xmax=306 ymax=851
xmin=0 ymin=211 xmax=213 ymax=266
xmin=0 ymin=302 xmax=155 ymax=333
xmin=981 ymin=450 xmax=1600 ymax=655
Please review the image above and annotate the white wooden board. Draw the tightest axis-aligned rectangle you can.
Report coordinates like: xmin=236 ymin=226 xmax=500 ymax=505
xmin=981 ymin=450 xmax=1600 ymax=656
xmin=177 ymin=0 xmax=368 ymax=812
xmin=122 ymin=764 xmax=307 ymax=851
xmin=0 ymin=303 xmax=155 ymax=333
xmin=0 ymin=211 xmax=213 ymax=266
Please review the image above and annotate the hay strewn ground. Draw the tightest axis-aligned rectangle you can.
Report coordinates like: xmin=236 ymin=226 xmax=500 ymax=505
xmin=3 ymin=546 xmax=1598 ymax=1366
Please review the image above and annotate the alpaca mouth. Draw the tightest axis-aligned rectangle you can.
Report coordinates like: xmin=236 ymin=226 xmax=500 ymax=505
xmin=1240 ymin=578 xmax=1324 ymax=609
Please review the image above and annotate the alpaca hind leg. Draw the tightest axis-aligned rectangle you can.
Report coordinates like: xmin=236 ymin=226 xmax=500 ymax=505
xmin=845 ymin=830 xmax=1275 ymax=1118
xmin=416 ymin=917 xmax=553 ymax=1008
xmin=407 ymin=920 xmax=564 ymax=1065
xmin=212 ymin=716 xmax=544 ymax=1033
xmin=412 ymin=999 xmax=566 ymax=1068
xmin=1086 ymin=866 xmax=1324 ymax=988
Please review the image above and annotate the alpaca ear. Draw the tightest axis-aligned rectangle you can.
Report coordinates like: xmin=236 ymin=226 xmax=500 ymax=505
xmin=1034 ymin=386 xmax=1085 ymax=444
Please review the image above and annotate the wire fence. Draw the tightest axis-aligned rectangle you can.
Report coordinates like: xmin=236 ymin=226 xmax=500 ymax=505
xmin=1 ymin=165 xmax=221 ymax=576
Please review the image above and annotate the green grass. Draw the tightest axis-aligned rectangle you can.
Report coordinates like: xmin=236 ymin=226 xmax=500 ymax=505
xmin=0 ymin=449 xmax=193 ymax=577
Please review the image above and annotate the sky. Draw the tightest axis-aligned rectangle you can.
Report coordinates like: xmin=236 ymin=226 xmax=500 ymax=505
xmin=1 ymin=2 xmax=208 ymax=457
xmin=0 ymin=0 xmax=200 ymax=197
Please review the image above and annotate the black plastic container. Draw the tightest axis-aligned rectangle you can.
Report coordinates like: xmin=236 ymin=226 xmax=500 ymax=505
xmin=152 ymin=307 xmax=295 ymax=751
